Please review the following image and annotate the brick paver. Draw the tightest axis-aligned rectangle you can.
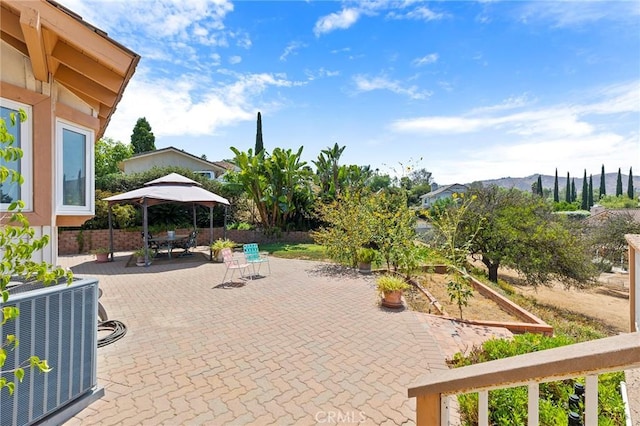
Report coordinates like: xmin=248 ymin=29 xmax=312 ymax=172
xmin=60 ymin=251 xmax=506 ymax=425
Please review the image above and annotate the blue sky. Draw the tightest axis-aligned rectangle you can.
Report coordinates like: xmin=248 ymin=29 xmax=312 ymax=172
xmin=60 ymin=0 xmax=639 ymax=184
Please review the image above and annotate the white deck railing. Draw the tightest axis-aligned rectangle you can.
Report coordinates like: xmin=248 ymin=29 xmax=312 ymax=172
xmin=408 ymin=332 xmax=640 ymax=425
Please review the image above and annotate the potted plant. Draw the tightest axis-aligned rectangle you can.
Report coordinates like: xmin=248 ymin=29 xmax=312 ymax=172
xmin=91 ymin=247 xmax=110 ymax=263
xmin=134 ymin=248 xmax=152 ymax=266
xmin=356 ymin=247 xmax=377 ymax=274
xmin=210 ymin=239 xmax=236 ymax=262
xmin=376 ymin=274 xmax=411 ymax=309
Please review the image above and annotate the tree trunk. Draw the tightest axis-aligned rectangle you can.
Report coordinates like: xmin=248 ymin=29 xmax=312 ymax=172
xmin=482 ymin=255 xmax=500 ymax=283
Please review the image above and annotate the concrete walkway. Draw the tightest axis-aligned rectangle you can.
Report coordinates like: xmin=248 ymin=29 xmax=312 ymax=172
xmin=59 ymin=251 xmax=509 ymax=425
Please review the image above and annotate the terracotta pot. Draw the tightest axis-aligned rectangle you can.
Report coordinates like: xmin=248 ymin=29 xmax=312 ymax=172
xmin=381 ymin=290 xmax=404 ymax=309
xmin=95 ymin=252 xmax=109 ymax=263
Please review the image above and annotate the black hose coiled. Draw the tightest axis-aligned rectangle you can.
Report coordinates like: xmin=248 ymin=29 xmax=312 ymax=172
xmin=97 ymin=320 xmax=127 ymax=347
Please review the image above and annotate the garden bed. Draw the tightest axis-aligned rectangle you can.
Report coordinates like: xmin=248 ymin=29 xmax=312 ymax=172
xmin=405 ymin=268 xmax=553 ymax=335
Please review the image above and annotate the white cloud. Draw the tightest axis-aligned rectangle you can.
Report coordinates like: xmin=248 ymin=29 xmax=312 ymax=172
xmin=412 ymin=53 xmax=439 ymax=67
xmin=518 ymin=1 xmax=640 ymax=28
xmin=353 ymin=74 xmax=431 ymax=100
xmin=314 ymin=8 xmax=361 ymax=36
xmin=280 ymin=41 xmax=307 ymax=61
xmin=305 ymin=68 xmax=340 ymax=81
xmin=389 ymin=82 xmax=640 ymax=183
xmin=387 ymin=6 xmax=446 ymax=21
xmin=229 ymin=56 xmax=242 ymax=65
xmin=314 ymin=2 xmax=446 ymax=36
xmin=104 ymin=71 xmax=305 ymax=142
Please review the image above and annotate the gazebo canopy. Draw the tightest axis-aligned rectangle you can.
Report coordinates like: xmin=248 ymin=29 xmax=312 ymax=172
xmin=104 ymin=172 xmax=230 ymax=207
xmin=102 ymin=173 xmax=230 ymax=264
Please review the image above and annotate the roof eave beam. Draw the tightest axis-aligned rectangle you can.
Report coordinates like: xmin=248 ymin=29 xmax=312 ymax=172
xmin=19 ymin=7 xmax=48 ymax=82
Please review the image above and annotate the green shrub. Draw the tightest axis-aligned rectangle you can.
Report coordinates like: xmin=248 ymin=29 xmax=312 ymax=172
xmin=451 ymin=334 xmax=626 ymax=425
xmin=376 ymin=274 xmax=410 ymax=294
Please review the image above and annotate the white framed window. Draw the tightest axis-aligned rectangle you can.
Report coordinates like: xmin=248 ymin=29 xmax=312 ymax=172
xmin=56 ymin=118 xmax=94 ymax=215
xmin=0 ymin=98 xmax=32 ymax=212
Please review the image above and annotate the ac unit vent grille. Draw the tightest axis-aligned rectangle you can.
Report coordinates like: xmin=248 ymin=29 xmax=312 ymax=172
xmin=0 ymin=278 xmax=98 ymax=426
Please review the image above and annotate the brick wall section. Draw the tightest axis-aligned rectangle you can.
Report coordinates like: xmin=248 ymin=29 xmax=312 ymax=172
xmin=58 ymin=228 xmax=313 ymax=255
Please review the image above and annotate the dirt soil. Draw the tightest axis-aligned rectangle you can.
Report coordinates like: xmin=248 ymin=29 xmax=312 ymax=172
xmin=405 ymin=268 xmax=631 ymax=333
xmin=405 ymin=272 xmax=522 ymax=322
xmin=501 ymin=269 xmax=631 ymax=333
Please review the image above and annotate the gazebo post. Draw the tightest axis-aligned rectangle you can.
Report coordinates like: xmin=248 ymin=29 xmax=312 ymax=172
xmin=143 ymin=198 xmax=150 ymax=266
xmin=209 ymin=206 xmax=214 ymax=261
xmin=108 ymin=204 xmax=114 ymax=261
xmin=223 ymin=205 xmax=228 ymax=240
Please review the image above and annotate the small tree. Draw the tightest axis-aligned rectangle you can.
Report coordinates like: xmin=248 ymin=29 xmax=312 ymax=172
xmin=588 ymin=174 xmax=594 ymax=208
xmin=565 ymin=172 xmax=571 ymax=203
xmin=599 ymin=164 xmax=606 ymax=199
xmin=130 ymin=117 xmax=155 ymax=154
xmin=255 ymin=111 xmax=264 ymax=154
xmin=1 ymin=111 xmax=72 ymax=394
xmin=553 ymin=169 xmax=559 ymax=202
xmin=628 ymin=167 xmax=635 ymax=200
xmin=95 ymin=137 xmax=132 ymax=177
xmin=428 ymin=193 xmax=481 ymax=319
xmin=616 ymin=168 xmax=623 ymax=197
xmin=581 ymin=170 xmax=588 ymax=210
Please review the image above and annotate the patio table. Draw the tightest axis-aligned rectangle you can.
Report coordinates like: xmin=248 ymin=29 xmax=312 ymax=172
xmin=149 ymin=234 xmax=188 ymax=258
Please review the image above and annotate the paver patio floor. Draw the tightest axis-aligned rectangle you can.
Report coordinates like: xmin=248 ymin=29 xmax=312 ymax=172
xmin=60 ymin=252 xmax=451 ymax=425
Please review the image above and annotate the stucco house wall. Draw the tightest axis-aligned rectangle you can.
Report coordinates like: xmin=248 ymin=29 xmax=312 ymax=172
xmin=1 ymin=0 xmax=139 ymax=265
xmin=121 ymin=146 xmax=228 ymax=178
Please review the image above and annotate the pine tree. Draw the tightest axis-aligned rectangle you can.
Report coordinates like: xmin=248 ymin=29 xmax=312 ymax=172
xmin=599 ymin=164 xmax=606 ymax=199
xmin=581 ymin=170 xmax=588 ymax=210
xmin=628 ymin=167 xmax=635 ymax=199
xmin=588 ymin=174 xmax=594 ymax=208
xmin=255 ymin=111 xmax=264 ymax=154
xmin=616 ymin=168 xmax=623 ymax=196
xmin=130 ymin=117 xmax=155 ymax=154
xmin=536 ymin=175 xmax=543 ymax=196
xmin=565 ymin=172 xmax=571 ymax=203
xmin=571 ymin=178 xmax=576 ymax=202
xmin=553 ymin=168 xmax=559 ymax=202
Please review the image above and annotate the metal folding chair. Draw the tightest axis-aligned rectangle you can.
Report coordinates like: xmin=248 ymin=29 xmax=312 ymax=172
xmin=242 ymin=243 xmax=270 ymax=277
xmin=220 ymin=248 xmax=251 ymax=285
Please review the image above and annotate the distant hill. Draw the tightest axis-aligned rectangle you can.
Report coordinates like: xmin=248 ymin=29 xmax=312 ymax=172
xmin=470 ymin=173 xmax=640 ymax=196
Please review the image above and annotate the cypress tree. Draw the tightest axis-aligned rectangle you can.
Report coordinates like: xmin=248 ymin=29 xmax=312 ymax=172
xmin=599 ymin=164 xmax=606 ymax=199
xmin=255 ymin=112 xmax=264 ymax=154
xmin=588 ymin=174 xmax=594 ymax=207
xmin=628 ymin=167 xmax=635 ymax=199
xmin=571 ymin=178 xmax=576 ymax=202
xmin=581 ymin=170 xmax=588 ymax=210
xmin=553 ymin=168 xmax=559 ymax=202
xmin=616 ymin=168 xmax=623 ymax=196
xmin=565 ymin=172 xmax=571 ymax=203
xmin=537 ymin=175 xmax=543 ymax=196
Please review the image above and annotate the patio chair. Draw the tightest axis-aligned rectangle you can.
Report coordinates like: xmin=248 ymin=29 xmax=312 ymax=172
xmin=220 ymin=248 xmax=251 ymax=285
xmin=242 ymin=243 xmax=270 ymax=277
xmin=174 ymin=230 xmax=198 ymax=256
xmin=141 ymin=232 xmax=161 ymax=256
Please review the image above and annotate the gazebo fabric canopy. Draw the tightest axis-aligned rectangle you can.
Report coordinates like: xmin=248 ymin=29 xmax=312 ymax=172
xmin=102 ymin=173 xmax=230 ymax=264
xmin=104 ymin=173 xmax=230 ymax=207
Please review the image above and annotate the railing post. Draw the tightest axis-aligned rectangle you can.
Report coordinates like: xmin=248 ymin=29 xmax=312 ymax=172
xmin=584 ymin=375 xmax=598 ymax=426
xmin=478 ymin=391 xmax=489 ymax=426
xmin=416 ymin=393 xmax=441 ymax=425
xmin=528 ymin=382 xmax=539 ymax=426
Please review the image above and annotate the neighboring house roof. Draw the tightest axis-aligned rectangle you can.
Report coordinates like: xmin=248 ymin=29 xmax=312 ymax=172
xmin=211 ymin=160 xmax=238 ymax=172
xmin=419 ymin=184 xmax=468 ymax=200
xmin=121 ymin=146 xmax=229 ymax=174
xmin=1 ymin=0 xmax=140 ymax=139
xmin=583 ymin=208 xmax=640 ymax=226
